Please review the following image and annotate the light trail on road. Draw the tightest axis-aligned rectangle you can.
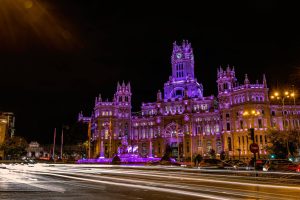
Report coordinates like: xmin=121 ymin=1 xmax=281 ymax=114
xmin=1 ymin=163 xmax=300 ymax=200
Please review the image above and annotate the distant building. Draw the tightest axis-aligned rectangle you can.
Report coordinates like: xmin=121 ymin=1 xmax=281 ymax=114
xmin=0 ymin=112 xmax=15 ymax=159
xmin=26 ymin=141 xmax=47 ymax=158
xmin=79 ymin=40 xmax=300 ymax=160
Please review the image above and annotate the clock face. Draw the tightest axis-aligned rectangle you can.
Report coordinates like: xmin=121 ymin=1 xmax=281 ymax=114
xmin=176 ymin=53 xmax=182 ymax=59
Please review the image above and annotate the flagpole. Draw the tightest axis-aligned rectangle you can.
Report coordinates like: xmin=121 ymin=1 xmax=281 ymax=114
xmin=60 ymin=128 xmax=63 ymax=160
xmin=52 ymin=128 xmax=56 ymax=161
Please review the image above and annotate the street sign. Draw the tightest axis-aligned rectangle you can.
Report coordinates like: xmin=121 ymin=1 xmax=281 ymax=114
xmin=250 ymin=143 xmax=259 ymax=153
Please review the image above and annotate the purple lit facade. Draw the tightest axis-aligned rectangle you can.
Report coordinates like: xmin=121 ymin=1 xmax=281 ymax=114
xmin=79 ymin=40 xmax=300 ymax=161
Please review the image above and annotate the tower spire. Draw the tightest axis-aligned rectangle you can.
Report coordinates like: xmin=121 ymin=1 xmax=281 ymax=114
xmin=263 ymin=74 xmax=267 ymax=88
xmin=244 ymin=74 xmax=250 ymax=85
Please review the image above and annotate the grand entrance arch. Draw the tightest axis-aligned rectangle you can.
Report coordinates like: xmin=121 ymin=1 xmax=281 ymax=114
xmin=164 ymin=122 xmax=184 ymax=160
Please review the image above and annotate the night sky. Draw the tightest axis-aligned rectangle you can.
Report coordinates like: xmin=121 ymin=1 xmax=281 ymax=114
xmin=0 ymin=1 xmax=300 ymax=144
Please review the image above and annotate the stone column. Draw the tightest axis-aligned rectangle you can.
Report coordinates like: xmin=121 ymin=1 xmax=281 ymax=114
xmin=100 ymin=140 xmax=104 ymax=158
xmin=149 ymin=139 xmax=153 ymax=158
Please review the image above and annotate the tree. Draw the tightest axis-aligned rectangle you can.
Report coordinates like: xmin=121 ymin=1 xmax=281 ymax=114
xmin=220 ymin=151 xmax=226 ymax=160
xmin=208 ymin=149 xmax=216 ymax=159
xmin=0 ymin=136 xmax=28 ymax=159
xmin=267 ymin=129 xmax=299 ymax=158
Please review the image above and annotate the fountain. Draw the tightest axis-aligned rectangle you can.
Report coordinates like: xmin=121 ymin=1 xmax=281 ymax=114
xmin=77 ymin=136 xmax=160 ymax=164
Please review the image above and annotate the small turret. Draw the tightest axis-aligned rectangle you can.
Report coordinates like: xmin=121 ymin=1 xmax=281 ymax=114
xmin=127 ymin=82 xmax=131 ymax=93
xmin=115 ymin=81 xmax=132 ymax=104
xmin=244 ymin=74 xmax=250 ymax=85
xmin=216 ymin=65 xmax=237 ymax=94
xmin=78 ymin=111 xmax=83 ymax=121
xmin=157 ymin=90 xmax=162 ymax=101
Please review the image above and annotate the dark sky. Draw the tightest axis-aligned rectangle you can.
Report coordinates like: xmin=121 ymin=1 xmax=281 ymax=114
xmin=0 ymin=0 xmax=300 ymax=144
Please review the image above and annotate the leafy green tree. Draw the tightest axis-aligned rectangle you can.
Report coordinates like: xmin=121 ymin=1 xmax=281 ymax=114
xmin=208 ymin=148 xmax=216 ymax=159
xmin=0 ymin=136 xmax=28 ymax=159
xmin=267 ymin=129 xmax=299 ymax=158
xmin=220 ymin=151 xmax=226 ymax=160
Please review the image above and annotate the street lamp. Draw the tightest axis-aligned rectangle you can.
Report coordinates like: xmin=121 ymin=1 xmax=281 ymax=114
xmin=270 ymin=89 xmax=297 ymax=157
xmin=270 ymin=90 xmax=295 ymax=113
xmin=242 ymin=109 xmax=261 ymax=162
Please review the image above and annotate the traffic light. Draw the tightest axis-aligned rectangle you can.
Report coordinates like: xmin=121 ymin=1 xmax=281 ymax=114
xmin=249 ymin=128 xmax=255 ymax=141
xmin=270 ymin=154 xmax=276 ymax=159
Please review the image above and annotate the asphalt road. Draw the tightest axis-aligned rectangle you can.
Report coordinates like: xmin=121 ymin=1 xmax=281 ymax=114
xmin=1 ymin=163 xmax=300 ymax=200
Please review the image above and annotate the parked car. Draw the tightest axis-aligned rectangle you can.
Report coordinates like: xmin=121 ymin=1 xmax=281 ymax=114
xmin=224 ymin=160 xmax=248 ymax=170
xmin=247 ymin=159 xmax=267 ymax=170
xmin=198 ymin=159 xmax=224 ymax=169
xmin=287 ymin=163 xmax=300 ymax=172
xmin=263 ymin=159 xmax=297 ymax=172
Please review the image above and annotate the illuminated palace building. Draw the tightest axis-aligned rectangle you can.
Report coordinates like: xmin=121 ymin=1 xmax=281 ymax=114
xmin=79 ymin=40 xmax=300 ymax=160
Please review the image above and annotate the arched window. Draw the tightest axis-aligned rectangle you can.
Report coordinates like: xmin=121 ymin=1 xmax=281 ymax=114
xmin=205 ymin=125 xmax=210 ymax=134
xmin=271 ymin=111 xmax=275 ymax=116
xmin=214 ymin=125 xmax=220 ymax=133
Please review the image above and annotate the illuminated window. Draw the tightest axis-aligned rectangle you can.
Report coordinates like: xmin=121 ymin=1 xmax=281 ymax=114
xmin=105 ymin=130 xmax=109 ymax=139
xmin=214 ymin=125 xmax=220 ymax=132
xmin=206 ymin=125 xmax=210 ymax=134
xmin=201 ymin=104 xmax=208 ymax=110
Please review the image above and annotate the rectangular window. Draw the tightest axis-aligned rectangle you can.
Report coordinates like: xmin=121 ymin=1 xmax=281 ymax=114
xmin=265 ymin=135 xmax=267 ymax=143
xmin=258 ymin=119 xmax=262 ymax=128
xmin=226 ymin=123 xmax=230 ymax=131
xmin=228 ymin=137 xmax=232 ymax=151
xmin=240 ymin=120 xmax=243 ymax=129
xmin=158 ymin=143 xmax=161 ymax=153
xmin=187 ymin=141 xmax=189 ymax=153
xmin=255 ymin=135 xmax=258 ymax=143
xmin=260 ymin=135 xmax=263 ymax=144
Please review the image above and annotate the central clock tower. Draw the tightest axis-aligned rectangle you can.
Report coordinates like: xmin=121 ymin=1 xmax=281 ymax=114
xmin=171 ymin=40 xmax=195 ymax=81
xmin=163 ymin=40 xmax=203 ymax=99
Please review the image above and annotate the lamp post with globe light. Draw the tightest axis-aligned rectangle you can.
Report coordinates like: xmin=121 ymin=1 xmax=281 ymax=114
xmin=270 ymin=89 xmax=296 ymax=158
